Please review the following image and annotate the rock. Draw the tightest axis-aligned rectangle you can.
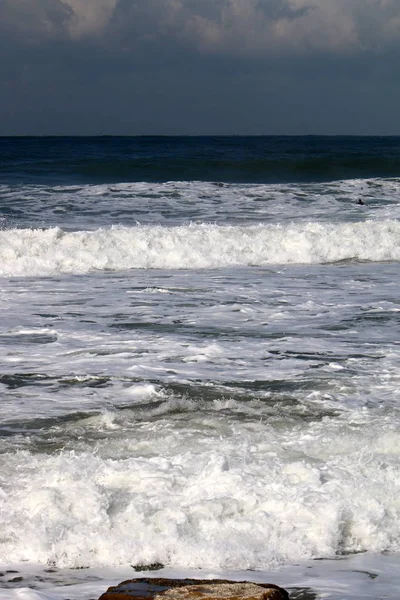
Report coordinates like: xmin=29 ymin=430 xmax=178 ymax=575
xmin=132 ymin=563 xmax=165 ymax=572
xmin=98 ymin=577 xmax=289 ymax=600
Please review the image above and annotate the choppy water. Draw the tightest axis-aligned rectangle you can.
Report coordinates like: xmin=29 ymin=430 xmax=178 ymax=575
xmin=1 ymin=137 xmax=400 ymax=600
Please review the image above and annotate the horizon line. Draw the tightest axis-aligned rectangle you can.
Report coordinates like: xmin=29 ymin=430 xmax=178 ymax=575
xmin=1 ymin=133 xmax=400 ymax=139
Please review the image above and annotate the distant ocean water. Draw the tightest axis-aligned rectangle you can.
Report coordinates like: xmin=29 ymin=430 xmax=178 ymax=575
xmin=1 ymin=136 xmax=400 ymax=600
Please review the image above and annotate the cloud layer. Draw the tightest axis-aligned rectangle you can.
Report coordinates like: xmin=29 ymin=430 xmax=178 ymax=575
xmin=1 ymin=0 xmax=400 ymax=56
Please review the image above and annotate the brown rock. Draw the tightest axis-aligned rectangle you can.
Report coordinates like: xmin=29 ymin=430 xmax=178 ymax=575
xmin=98 ymin=578 xmax=289 ymax=600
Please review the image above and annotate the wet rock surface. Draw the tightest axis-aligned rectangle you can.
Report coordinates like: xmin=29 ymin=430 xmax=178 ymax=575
xmin=98 ymin=577 xmax=289 ymax=600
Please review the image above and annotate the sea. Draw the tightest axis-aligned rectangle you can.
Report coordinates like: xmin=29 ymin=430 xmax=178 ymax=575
xmin=1 ymin=136 xmax=400 ymax=600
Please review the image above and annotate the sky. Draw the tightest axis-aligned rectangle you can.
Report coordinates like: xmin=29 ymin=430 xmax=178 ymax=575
xmin=1 ymin=0 xmax=400 ymax=135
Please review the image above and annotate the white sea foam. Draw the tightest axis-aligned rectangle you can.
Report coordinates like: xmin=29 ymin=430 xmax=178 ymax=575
xmin=1 ymin=406 xmax=400 ymax=571
xmin=1 ymin=220 xmax=399 ymax=276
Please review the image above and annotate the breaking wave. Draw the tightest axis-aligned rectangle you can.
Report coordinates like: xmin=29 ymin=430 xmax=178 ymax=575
xmin=1 ymin=220 xmax=399 ymax=276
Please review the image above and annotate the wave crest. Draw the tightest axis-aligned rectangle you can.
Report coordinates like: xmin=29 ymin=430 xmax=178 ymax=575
xmin=1 ymin=220 xmax=399 ymax=276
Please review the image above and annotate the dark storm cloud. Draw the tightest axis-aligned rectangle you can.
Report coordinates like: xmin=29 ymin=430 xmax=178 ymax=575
xmin=1 ymin=0 xmax=400 ymax=134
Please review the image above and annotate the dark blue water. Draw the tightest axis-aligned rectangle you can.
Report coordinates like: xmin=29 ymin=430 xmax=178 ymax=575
xmin=1 ymin=136 xmax=400 ymax=185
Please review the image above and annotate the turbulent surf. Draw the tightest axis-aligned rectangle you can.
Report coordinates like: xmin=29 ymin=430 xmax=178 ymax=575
xmin=1 ymin=136 xmax=400 ymax=600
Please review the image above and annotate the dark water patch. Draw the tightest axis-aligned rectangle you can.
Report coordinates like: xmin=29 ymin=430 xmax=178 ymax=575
xmin=0 ymin=205 xmax=24 ymax=215
xmin=69 ymin=346 xmax=149 ymax=357
xmin=350 ymin=570 xmax=378 ymax=580
xmin=159 ymin=380 xmax=308 ymax=406
xmin=0 ymin=427 xmax=23 ymax=437
xmin=161 ymin=381 xmax=235 ymax=403
xmin=222 ymin=379 xmax=327 ymax=394
xmin=113 ymin=380 xmax=342 ymax=424
xmin=115 ymin=401 xmax=341 ymax=426
xmin=0 ymin=380 xmax=342 ymax=452
xmin=287 ymin=589 xmax=318 ymax=600
xmin=108 ymin=320 xmax=294 ymax=341
xmin=324 ymin=323 xmax=355 ymax=332
xmin=55 ymin=297 xmax=95 ymax=306
xmin=268 ymin=349 xmax=336 ymax=362
xmin=0 ymin=372 xmax=52 ymax=389
xmin=0 ymin=410 xmax=98 ymax=436
xmin=1 ymin=136 xmax=400 ymax=185
xmin=348 ymin=311 xmax=400 ymax=324
xmin=268 ymin=349 xmax=382 ymax=362
xmin=58 ymin=375 xmax=111 ymax=388
xmin=0 ymin=332 xmax=57 ymax=344
xmin=0 ymin=372 xmax=111 ymax=390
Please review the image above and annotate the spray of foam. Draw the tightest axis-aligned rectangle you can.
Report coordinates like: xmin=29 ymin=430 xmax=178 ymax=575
xmin=0 ymin=220 xmax=399 ymax=276
xmin=1 ymin=412 xmax=400 ymax=569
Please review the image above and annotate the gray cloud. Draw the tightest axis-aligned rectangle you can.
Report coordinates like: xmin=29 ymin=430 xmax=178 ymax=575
xmin=1 ymin=0 xmax=400 ymax=55
xmin=0 ymin=0 xmax=72 ymax=40
xmin=101 ymin=0 xmax=400 ymax=58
